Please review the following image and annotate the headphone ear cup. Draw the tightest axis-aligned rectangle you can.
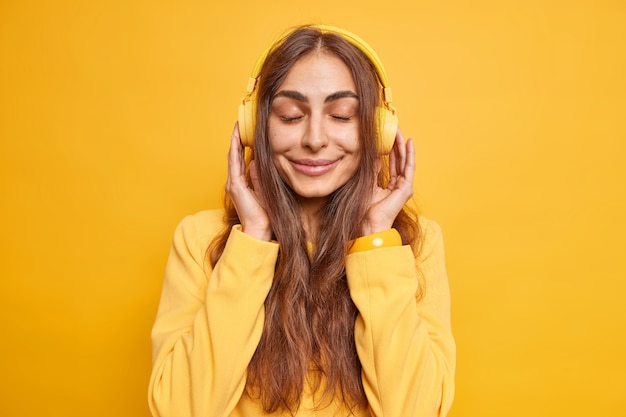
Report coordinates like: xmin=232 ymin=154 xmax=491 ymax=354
xmin=237 ymin=99 xmax=256 ymax=147
xmin=377 ymin=106 xmax=398 ymax=154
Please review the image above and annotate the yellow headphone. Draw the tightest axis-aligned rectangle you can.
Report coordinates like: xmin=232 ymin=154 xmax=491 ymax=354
xmin=237 ymin=25 xmax=398 ymax=154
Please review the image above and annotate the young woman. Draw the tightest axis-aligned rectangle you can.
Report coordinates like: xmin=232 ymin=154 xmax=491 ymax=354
xmin=149 ymin=25 xmax=455 ymax=417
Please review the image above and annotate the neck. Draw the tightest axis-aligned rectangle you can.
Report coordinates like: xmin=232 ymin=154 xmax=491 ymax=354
xmin=297 ymin=196 xmax=327 ymax=243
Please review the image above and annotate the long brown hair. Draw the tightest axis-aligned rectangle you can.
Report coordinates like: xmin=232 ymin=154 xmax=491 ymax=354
xmin=209 ymin=26 xmax=422 ymax=414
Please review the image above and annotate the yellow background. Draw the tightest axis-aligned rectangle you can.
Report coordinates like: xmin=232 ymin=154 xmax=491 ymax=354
xmin=1 ymin=0 xmax=624 ymax=416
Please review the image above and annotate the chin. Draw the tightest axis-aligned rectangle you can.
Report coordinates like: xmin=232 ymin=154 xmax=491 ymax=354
xmin=293 ymin=189 xmax=333 ymax=199
xmin=290 ymin=182 xmax=346 ymax=200
xmin=284 ymin=174 xmax=353 ymax=200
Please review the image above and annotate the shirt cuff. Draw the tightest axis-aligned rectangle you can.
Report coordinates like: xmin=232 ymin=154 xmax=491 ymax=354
xmin=348 ymin=228 xmax=402 ymax=254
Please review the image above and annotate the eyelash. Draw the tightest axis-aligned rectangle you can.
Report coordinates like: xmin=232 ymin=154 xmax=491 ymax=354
xmin=280 ymin=116 xmax=304 ymax=122
xmin=277 ymin=114 xmax=354 ymax=122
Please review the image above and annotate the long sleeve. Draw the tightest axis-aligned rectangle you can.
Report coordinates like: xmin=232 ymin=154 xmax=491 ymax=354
xmin=148 ymin=210 xmax=279 ymax=417
xmin=346 ymin=218 xmax=455 ymax=417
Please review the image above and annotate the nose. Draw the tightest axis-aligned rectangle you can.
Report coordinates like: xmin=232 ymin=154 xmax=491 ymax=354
xmin=301 ymin=113 xmax=328 ymax=152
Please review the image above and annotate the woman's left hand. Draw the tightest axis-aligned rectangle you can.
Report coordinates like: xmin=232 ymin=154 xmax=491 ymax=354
xmin=362 ymin=128 xmax=415 ymax=236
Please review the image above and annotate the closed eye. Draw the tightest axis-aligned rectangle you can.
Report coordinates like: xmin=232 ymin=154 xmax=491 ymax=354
xmin=280 ymin=115 xmax=304 ymax=122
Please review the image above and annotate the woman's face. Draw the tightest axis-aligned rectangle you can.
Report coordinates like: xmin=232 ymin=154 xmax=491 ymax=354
xmin=267 ymin=51 xmax=361 ymax=200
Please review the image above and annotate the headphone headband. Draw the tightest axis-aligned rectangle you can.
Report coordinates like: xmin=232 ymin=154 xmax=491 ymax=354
xmin=244 ymin=25 xmax=393 ymax=103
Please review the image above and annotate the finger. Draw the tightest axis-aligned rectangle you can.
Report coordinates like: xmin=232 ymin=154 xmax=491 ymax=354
xmin=389 ymin=128 xmax=406 ymax=189
xmin=390 ymin=129 xmax=402 ymax=175
xmin=228 ymin=122 xmax=244 ymax=179
xmin=395 ymin=128 xmax=407 ymax=177
xmin=387 ymin=138 xmax=415 ymax=207
xmin=370 ymin=157 xmax=383 ymax=202
xmin=404 ymin=137 xmax=416 ymax=187
xmin=250 ymin=160 xmax=261 ymax=195
xmin=374 ymin=156 xmax=382 ymax=187
xmin=388 ymin=142 xmax=398 ymax=189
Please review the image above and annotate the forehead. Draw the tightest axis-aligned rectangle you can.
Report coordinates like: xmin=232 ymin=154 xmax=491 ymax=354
xmin=277 ymin=51 xmax=356 ymax=93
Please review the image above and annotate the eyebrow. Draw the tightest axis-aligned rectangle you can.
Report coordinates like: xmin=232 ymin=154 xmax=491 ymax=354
xmin=272 ymin=90 xmax=358 ymax=103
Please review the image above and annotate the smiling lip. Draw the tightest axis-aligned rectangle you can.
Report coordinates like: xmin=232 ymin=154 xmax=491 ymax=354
xmin=291 ymin=159 xmax=338 ymax=176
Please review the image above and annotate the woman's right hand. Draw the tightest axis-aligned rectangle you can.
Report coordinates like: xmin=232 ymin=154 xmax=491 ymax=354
xmin=225 ymin=123 xmax=272 ymax=241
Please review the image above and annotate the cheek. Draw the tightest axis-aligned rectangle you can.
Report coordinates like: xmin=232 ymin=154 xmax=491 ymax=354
xmin=268 ymin=136 xmax=288 ymax=156
xmin=267 ymin=121 xmax=293 ymax=153
xmin=331 ymin=120 xmax=360 ymax=149
xmin=345 ymin=135 xmax=361 ymax=153
xmin=337 ymin=129 xmax=361 ymax=153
